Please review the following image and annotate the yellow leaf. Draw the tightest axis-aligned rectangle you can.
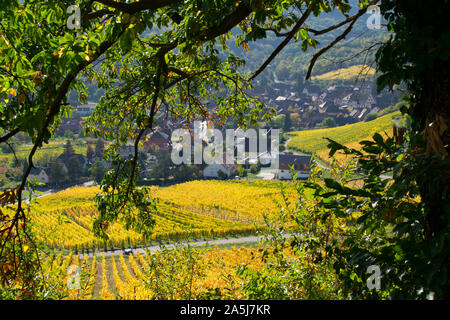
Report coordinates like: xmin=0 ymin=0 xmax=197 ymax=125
xmin=31 ymin=71 xmax=43 ymax=85
xmin=9 ymin=88 xmax=16 ymax=96
xmin=241 ymin=42 xmax=249 ymax=51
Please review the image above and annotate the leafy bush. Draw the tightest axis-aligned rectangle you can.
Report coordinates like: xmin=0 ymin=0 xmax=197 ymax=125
xmin=0 ymin=143 xmax=12 ymax=153
xmin=364 ymin=113 xmax=378 ymax=122
xmin=245 ymin=129 xmax=449 ymax=300
xmin=321 ymin=117 xmax=337 ymax=128
xmin=249 ymin=162 xmax=260 ymax=174
xmin=240 ymin=163 xmax=348 ymax=299
xmin=217 ymin=169 xmax=228 ymax=180
xmin=237 ymin=165 xmax=246 ymax=177
xmin=63 ymin=130 xmax=75 ymax=139
xmin=309 ymin=132 xmax=450 ymax=299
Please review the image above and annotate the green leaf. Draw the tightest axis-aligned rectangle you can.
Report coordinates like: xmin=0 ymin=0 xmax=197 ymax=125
xmin=372 ymin=132 xmax=386 ymax=148
xmin=324 ymin=178 xmax=343 ymax=191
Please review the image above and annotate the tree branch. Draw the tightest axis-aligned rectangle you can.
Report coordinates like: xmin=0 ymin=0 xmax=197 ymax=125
xmin=306 ymin=17 xmax=359 ymax=80
xmin=249 ymin=0 xmax=380 ymax=82
xmin=0 ymin=128 xmax=20 ymax=144
xmin=195 ymin=2 xmax=252 ymax=42
xmin=13 ymin=23 xmax=130 ymax=232
xmin=95 ymin=0 xmax=182 ymax=13
xmin=305 ymin=0 xmax=380 ymax=79
xmin=87 ymin=9 xmax=115 ymax=20
xmin=262 ymin=27 xmax=290 ymax=37
xmin=249 ymin=6 xmax=313 ymax=81
xmin=119 ymin=52 xmax=165 ymax=217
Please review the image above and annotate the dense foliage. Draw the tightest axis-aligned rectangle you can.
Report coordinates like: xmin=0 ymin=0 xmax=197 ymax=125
xmin=372 ymin=0 xmax=450 ymax=298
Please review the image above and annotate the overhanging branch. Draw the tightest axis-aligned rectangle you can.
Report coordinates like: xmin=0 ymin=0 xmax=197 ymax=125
xmin=0 ymin=128 xmax=20 ymax=144
xmin=306 ymin=15 xmax=359 ymax=79
xmin=248 ymin=6 xmax=313 ymax=81
xmin=249 ymin=0 xmax=380 ymax=82
xmin=305 ymin=0 xmax=380 ymax=79
xmin=95 ymin=0 xmax=182 ymax=13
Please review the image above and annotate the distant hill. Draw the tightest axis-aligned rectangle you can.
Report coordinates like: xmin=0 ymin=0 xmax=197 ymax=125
xmin=230 ymin=0 xmax=388 ymax=87
xmin=70 ymin=1 xmax=388 ymax=106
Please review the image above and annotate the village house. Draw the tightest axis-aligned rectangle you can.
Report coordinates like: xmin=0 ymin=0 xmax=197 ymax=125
xmin=145 ymin=130 xmax=171 ymax=150
xmin=28 ymin=167 xmax=50 ymax=184
xmin=357 ymin=108 xmax=368 ymax=120
xmin=203 ymin=163 xmax=238 ymax=179
xmin=357 ymin=93 xmax=376 ymax=109
xmin=118 ymin=144 xmax=135 ymax=158
xmin=57 ymin=152 xmax=88 ymax=171
xmin=275 ymin=154 xmax=312 ymax=180
xmin=76 ymin=103 xmax=97 ymax=116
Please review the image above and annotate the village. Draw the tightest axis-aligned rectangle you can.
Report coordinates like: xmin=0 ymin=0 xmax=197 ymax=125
xmin=27 ymin=81 xmax=398 ymax=188
xmin=255 ymin=80 xmax=398 ymax=127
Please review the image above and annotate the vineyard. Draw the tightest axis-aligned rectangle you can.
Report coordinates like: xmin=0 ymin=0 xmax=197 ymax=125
xmin=0 ymin=139 xmax=88 ymax=165
xmin=287 ymin=112 xmax=402 ymax=161
xmin=38 ymin=246 xmax=267 ymax=300
xmin=310 ymin=64 xmax=376 ymax=81
xmin=28 ymin=181 xmax=297 ymax=251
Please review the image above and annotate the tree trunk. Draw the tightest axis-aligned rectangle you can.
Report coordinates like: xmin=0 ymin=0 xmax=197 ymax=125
xmin=417 ymin=58 xmax=450 ymax=242
xmin=416 ymin=58 xmax=450 ymax=299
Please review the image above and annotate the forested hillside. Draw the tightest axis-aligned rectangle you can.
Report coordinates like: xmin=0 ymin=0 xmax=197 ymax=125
xmin=229 ymin=1 xmax=388 ymax=87
xmin=69 ymin=0 xmax=388 ymax=105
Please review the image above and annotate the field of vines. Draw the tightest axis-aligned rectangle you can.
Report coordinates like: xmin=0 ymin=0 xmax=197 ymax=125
xmin=287 ymin=111 xmax=401 ymax=158
xmin=29 ymin=181 xmax=297 ymax=251
xmin=0 ymin=139 xmax=88 ymax=165
xmin=311 ymin=64 xmax=376 ymax=81
xmin=39 ymin=246 xmax=268 ymax=300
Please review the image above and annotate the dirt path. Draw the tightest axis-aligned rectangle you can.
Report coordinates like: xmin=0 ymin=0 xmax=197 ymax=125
xmin=87 ymin=234 xmax=292 ymax=258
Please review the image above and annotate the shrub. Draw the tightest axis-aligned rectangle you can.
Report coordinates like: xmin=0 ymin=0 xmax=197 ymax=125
xmin=364 ymin=113 xmax=378 ymax=122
